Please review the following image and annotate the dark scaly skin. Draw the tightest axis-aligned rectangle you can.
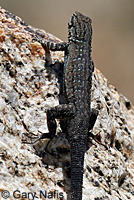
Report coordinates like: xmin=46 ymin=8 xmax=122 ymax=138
xmin=1 ymin=7 xmax=100 ymax=199
xmin=64 ymin=12 xmax=95 ymax=200
xmin=34 ymin=12 xmax=98 ymax=200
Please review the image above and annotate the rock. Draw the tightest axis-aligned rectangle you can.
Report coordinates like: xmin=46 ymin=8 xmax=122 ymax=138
xmin=0 ymin=6 xmax=133 ymax=200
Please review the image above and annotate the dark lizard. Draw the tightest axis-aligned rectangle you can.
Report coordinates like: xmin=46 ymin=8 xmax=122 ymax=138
xmin=32 ymin=11 xmax=99 ymax=200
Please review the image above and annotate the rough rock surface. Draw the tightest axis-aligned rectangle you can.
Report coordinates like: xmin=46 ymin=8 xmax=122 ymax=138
xmin=0 ymin=6 xmax=134 ymax=200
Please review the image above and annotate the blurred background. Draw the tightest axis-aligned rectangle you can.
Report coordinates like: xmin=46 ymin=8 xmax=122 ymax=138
xmin=0 ymin=0 xmax=134 ymax=103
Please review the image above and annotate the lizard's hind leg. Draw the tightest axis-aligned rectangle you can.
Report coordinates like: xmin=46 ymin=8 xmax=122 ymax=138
xmin=88 ymin=108 xmax=98 ymax=131
xmin=23 ymin=104 xmax=75 ymax=144
xmin=47 ymin=103 xmax=75 ymax=137
xmin=88 ymin=109 xmax=108 ymax=150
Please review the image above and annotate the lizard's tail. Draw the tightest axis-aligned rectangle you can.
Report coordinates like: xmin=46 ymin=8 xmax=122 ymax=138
xmin=70 ymin=141 xmax=86 ymax=200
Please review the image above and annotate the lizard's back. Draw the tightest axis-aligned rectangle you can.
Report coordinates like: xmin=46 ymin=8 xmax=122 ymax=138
xmin=64 ymin=12 xmax=93 ymax=115
xmin=63 ymin=12 xmax=94 ymax=200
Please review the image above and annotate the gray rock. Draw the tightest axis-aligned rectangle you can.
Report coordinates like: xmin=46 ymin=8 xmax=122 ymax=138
xmin=0 ymin=6 xmax=133 ymax=200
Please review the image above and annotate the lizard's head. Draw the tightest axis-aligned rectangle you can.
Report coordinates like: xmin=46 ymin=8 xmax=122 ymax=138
xmin=68 ymin=11 xmax=92 ymax=42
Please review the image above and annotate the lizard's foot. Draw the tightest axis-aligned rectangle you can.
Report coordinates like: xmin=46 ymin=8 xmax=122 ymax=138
xmin=88 ymin=108 xmax=99 ymax=131
xmin=88 ymin=131 xmax=108 ymax=150
xmin=22 ymin=132 xmax=52 ymax=144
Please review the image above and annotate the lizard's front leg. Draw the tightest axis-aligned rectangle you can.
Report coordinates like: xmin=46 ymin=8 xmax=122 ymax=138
xmin=33 ymin=33 xmax=68 ymax=51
